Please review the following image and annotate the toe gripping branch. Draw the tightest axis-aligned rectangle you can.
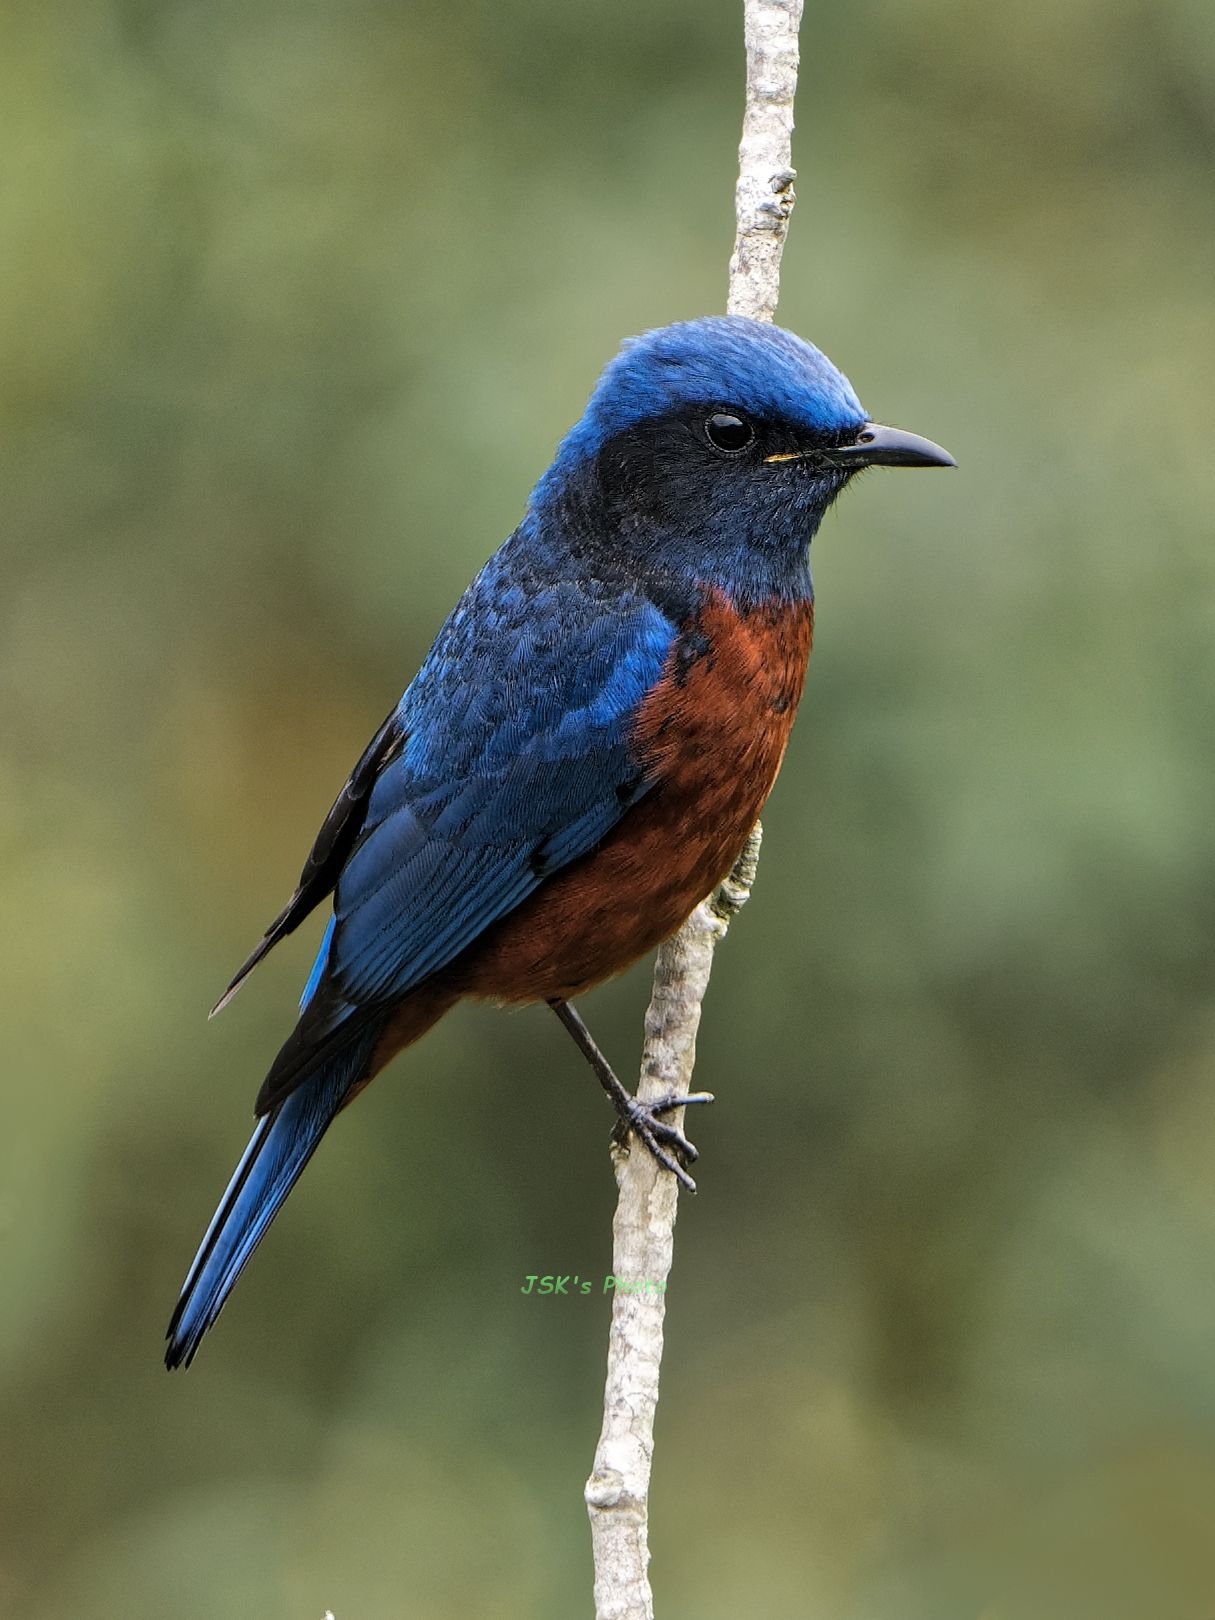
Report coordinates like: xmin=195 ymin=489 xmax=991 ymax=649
xmin=549 ymin=999 xmax=713 ymax=1192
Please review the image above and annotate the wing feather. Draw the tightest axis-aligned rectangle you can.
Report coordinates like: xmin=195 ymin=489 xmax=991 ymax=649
xmin=210 ymin=707 xmax=405 ymax=1014
xmin=233 ymin=542 xmax=685 ymax=1115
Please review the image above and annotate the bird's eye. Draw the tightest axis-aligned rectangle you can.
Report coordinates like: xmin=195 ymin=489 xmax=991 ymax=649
xmin=705 ymin=411 xmax=754 ymax=453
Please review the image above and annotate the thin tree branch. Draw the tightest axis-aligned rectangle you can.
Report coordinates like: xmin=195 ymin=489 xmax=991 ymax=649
xmin=586 ymin=5 xmax=804 ymax=1615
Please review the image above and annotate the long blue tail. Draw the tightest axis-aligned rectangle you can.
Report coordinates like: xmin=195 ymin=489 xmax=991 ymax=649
xmin=165 ymin=1018 xmax=384 ymax=1369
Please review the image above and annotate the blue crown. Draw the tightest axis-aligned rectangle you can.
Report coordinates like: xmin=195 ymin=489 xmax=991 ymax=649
xmin=561 ymin=316 xmax=867 ymax=463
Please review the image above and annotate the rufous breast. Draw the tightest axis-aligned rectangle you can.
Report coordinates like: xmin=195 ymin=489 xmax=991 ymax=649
xmin=451 ymin=588 xmax=815 ymax=1004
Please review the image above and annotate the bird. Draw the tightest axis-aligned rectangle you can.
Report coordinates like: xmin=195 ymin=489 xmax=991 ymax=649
xmin=165 ymin=315 xmax=953 ymax=1368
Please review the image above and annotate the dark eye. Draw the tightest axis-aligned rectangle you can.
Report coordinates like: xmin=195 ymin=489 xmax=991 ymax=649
xmin=705 ymin=411 xmax=754 ymax=453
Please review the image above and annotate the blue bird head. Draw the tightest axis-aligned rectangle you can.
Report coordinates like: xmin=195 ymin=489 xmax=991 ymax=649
xmin=529 ymin=316 xmax=953 ymax=605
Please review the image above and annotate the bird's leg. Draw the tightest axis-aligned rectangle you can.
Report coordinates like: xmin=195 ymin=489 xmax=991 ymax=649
xmin=548 ymin=998 xmax=713 ymax=1192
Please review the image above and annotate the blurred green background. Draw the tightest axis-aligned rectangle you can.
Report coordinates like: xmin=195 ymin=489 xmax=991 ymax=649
xmin=3 ymin=1 xmax=1214 ymax=1616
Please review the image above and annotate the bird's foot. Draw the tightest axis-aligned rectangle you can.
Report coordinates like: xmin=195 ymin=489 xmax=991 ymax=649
xmin=612 ymin=1091 xmax=714 ymax=1192
xmin=546 ymin=999 xmax=714 ymax=1192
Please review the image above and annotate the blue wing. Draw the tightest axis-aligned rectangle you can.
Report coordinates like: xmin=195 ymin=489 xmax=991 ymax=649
xmin=252 ymin=546 xmax=678 ymax=1113
xmin=169 ymin=543 xmax=682 ymax=1364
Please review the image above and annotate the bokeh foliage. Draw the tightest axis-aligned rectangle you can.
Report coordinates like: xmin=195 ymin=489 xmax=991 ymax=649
xmin=2 ymin=1 xmax=1214 ymax=1616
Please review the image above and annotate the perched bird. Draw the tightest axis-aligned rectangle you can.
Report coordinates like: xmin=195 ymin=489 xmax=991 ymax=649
xmin=165 ymin=315 xmax=953 ymax=1368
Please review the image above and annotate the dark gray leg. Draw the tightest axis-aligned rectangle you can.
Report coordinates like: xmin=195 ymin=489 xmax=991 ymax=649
xmin=548 ymin=998 xmax=713 ymax=1192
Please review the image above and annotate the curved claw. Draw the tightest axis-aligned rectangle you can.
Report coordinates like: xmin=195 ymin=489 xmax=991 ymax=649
xmin=642 ymin=1132 xmax=698 ymax=1193
xmin=614 ymin=1092 xmax=712 ymax=1192
xmin=650 ymin=1090 xmax=715 ymax=1116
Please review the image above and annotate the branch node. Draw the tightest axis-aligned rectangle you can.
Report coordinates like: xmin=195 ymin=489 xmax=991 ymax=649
xmin=585 ymin=1470 xmax=628 ymax=1511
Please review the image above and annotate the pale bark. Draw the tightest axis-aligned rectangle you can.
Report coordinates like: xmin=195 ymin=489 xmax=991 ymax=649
xmin=586 ymin=5 xmax=804 ymax=1615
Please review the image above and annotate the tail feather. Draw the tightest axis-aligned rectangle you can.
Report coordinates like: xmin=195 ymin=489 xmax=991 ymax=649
xmin=165 ymin=1015 xmax=386 ymax=1369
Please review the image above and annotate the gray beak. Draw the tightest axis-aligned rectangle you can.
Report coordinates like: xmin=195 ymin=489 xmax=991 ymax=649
xmin=824 ymin=422 xmax=956 ymax=470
